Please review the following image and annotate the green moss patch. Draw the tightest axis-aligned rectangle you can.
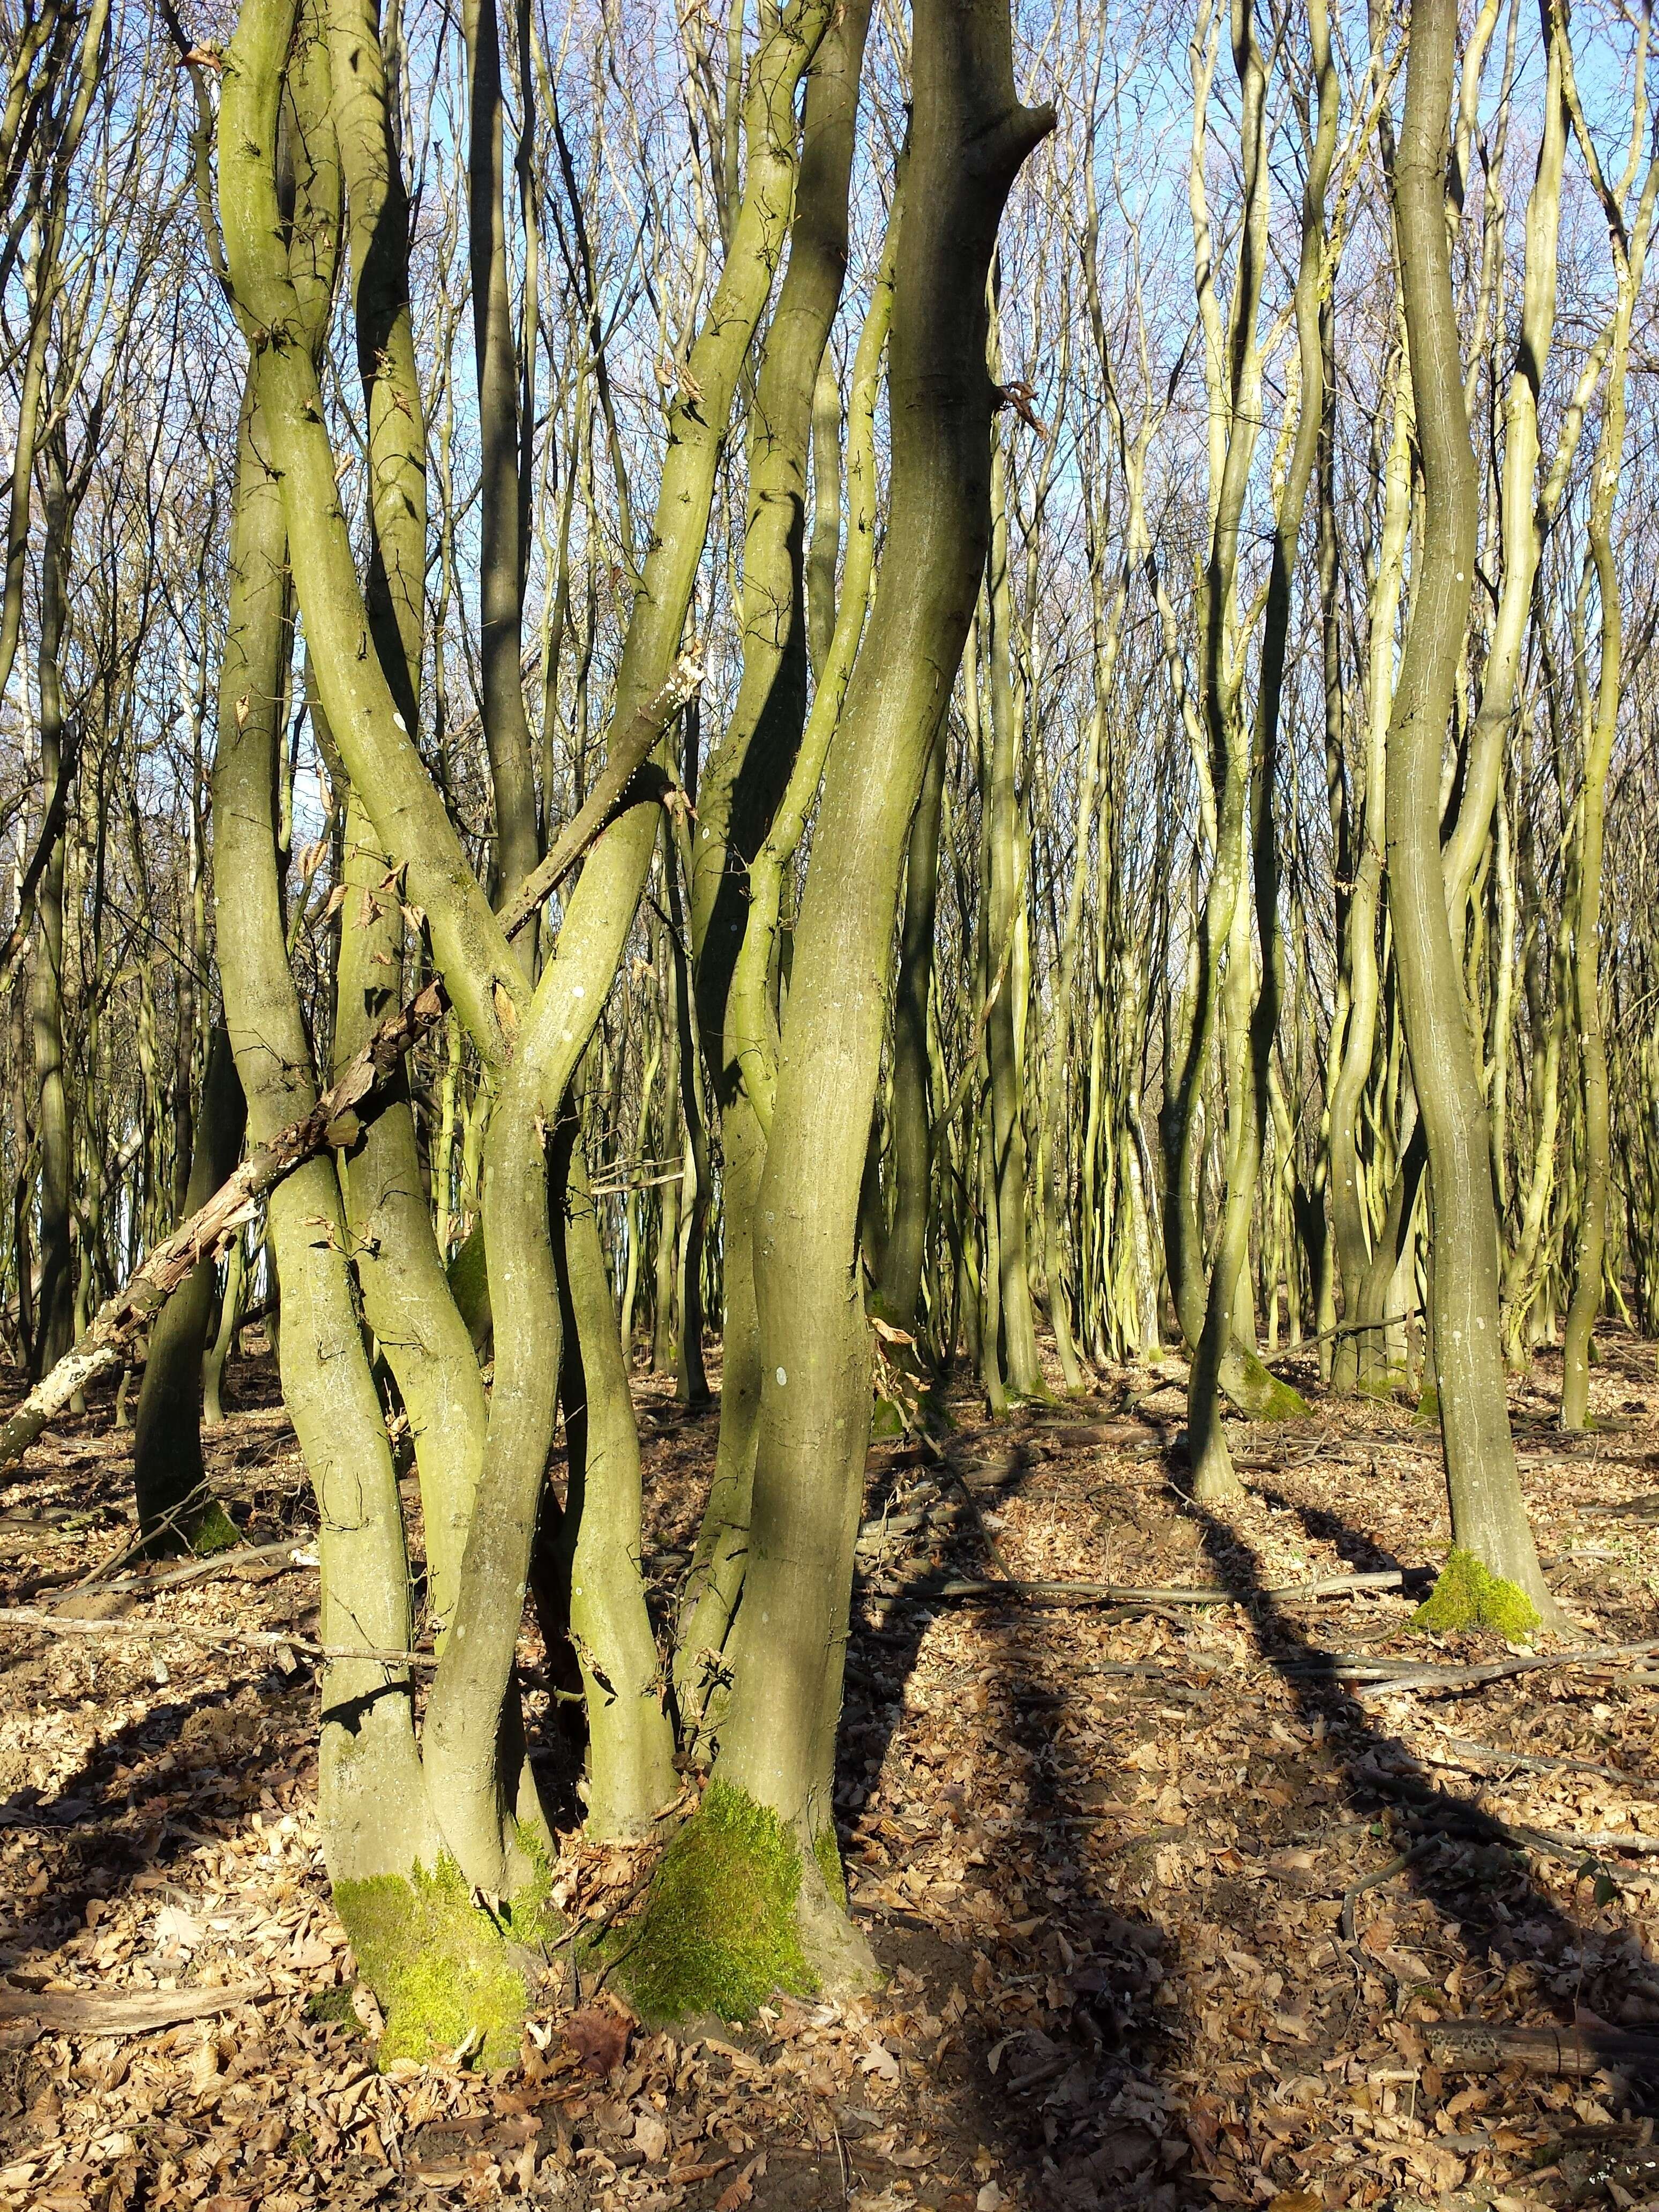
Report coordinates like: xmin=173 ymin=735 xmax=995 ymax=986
xmin=188 ymin=1499 xmax=243 ymax=1556
xmin=812 ymin=1825 xmax=847 ymax=1909
xmin=1411 ymin=1546 xmax=1541 ymax=1639
xmin=303 ymin=1985 xmax=362 ymax=2032
xmin=870 ymin=1395 xmax=906 ymax=1440
xmin=336 ymin=1854 xmax=540 ymax=2070
xmin=609 ymin=1781 xmax=816 ymax=2025
xmin=1228 ymin=1348 xmax=1310 ymax=1421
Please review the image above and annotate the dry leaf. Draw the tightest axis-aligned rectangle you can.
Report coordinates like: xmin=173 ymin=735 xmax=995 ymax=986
xmin=564 ymin=2001 xmax=632 ymax=2077
xmin=633 ymin=2110 xmax=669 ymax=2161
xmin=153 ymin=1903 xmax=203 ymax=1953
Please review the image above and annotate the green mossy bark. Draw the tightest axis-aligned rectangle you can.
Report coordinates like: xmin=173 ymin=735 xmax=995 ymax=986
xmin=188 ymin=1502 xmax=243 ymax=1556
xmin=812 ymin=1824 xmax=847 ymax=1910
xmin=1412 ymin=1546 xmax=1541 ymax=1638
xmin=445 ymin=1226 xmax=493 ymax=1355
xmin=611 ymin=1782 xmax=817 ymax=2025
xmin=1219 ymin=1344 xmax=1310 ymax=1422
xmin=337 ymin=1850 xmax=552 ymax=2069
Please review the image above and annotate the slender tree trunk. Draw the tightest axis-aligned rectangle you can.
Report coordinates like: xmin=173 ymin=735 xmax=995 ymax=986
xmin=29 ymin=434 xmax=73 ymax=1376
xmin=133 ymin=1026 xmax=246 ymax=1549
xmin=461 ymin=0 xmax=537 ymax=903
xmin=879 ymin=721 xmax=945 ymax=1336
xmin=678 ymin=0 xmax=872 ymax=1656
xmin=1387 ymin=0 xmax=1556 ymax=1623
xmin=694 ymin=0 xmax=1051 ymax=1975
xmin=1560 ymin=73 xmax=1659 ymax=1424
xmin=548 ymin=1113 xmax=677 ymax=1834
xmin=982 ymin=420 xmax=1046 ymax=1399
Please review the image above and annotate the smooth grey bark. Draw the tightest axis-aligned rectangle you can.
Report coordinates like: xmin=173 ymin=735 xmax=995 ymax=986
xmin=1386 ymin=0 xmax=1557 ymax=1620
xmin=712 ymin=0 xmax=1052 ymax=1867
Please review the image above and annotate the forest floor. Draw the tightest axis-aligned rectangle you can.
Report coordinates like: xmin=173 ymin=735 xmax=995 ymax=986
xmin=0 ymin=1333 xmax=1657 ymax=2212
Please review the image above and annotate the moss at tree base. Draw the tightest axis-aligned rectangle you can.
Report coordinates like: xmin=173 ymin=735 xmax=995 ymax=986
xmin=187 ymin=1500 xmax=243 ymax=1556
xmin=870 ymin=1395 xmax=906 ymax=1440
xmin=812 ymin=1824 xmax=847 ymax=1910
xmin=1411 ymin=1546 xmax=1541 ymax=1639
xmin=335 ymin=1852 xmax=548 ymax=2070
xmin=609 ymin=1780 xmax=817 ymax=2024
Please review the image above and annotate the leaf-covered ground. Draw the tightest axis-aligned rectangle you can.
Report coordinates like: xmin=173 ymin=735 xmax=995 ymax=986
xmin=2 ymin=1333 xmax=1658 ymax=2211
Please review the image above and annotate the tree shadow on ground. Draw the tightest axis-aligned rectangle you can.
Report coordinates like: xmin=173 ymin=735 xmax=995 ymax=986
xmin=1184 ymin=1482 xmax=1659 ymax=2087
xmin=788 ymin=1392 xmax=1659 ymax=2211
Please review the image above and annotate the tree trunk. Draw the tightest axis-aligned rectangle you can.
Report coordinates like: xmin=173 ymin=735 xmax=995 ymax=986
xmin=1386 ymin=0 xmax=1556 ymax=1624
xmin=879 ymin=721 xmax=945 ymax=1337
xmin=133 ymin=1026 xmax=246 ymax=1551
xmin=29 ymin=434 xmax=73 ymax=1376
xmin=630 ymin=0 xmax=1052 ymax=2012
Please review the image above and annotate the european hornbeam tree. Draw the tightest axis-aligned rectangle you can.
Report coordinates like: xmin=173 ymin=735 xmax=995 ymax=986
xmin=1382 ymin=0 xmax=1556 ymax=1627
xmin=193 ymin=0 xmax=1049 ymax=2051
xmin=15 ymin=0 xmax=1659 ymax=2071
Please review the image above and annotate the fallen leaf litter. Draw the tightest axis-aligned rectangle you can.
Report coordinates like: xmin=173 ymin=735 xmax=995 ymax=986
xmin=1 ymin=1332 xmax=1657 ymax=2209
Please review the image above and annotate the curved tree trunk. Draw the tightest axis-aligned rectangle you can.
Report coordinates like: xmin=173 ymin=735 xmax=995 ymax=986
xmin=1386 ymin=0 xmax=1556 ymax=1623
xmin=700 ymin=0 xmax=1052 ymax=1968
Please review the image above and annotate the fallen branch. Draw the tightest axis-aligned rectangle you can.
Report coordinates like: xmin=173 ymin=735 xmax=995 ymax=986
xmin=1351 ymin=1760 xmax=1659 ymax=1866
xmin=1258 ymin=1311 xmax=1414 ymax=1371
xmin=924 ymin=1568 xmax=1406 ymax=1608
xmin=1426 ymin=2017 xmax=1659 ymax=2078
xmin=1341 ymin=1835 xmax=1440 ymax=1943
xmin=0 ymin=1604 xmax=436 ymax=1669
xmin=1314 ymin=1635 xmax=1659 ymax=1698
xmin=0 ymin=654 xmax=704 ymax=1474
xmin=58 ymin=1540 xmax=316 ymax=1606
xmin=0 ymin=1982 xmax=271 ymax=2035
xmin=1424 ymin=1736 xmax=1659 ymax=1798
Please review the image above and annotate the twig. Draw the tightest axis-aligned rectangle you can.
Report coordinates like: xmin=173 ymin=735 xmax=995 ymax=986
xmin=65 ymin=1481 xmax=216 ymax=1591
xmin=1424 ymin=1736 xmax=1659 ymax=1798
xmin=943 ymin=1466 xmax=1016 ymax=1580
xmin=64 ymin=1540 xmax=316 ymax=1604
xmin=1341 ymin=1834 xmax=1441 ymax=1943
xmin=1257 ymin=1312 xmax=1415 ymax=1371
xmin=1354 ymin=1762 xmax=1659 ymax=1868
xmin=1321 ymin=1636 xmax=1659 ymax=1698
